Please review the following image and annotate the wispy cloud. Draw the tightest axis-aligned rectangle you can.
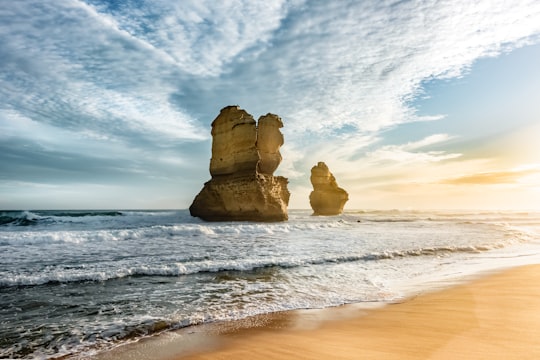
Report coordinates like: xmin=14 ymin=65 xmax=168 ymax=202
xmin=0 ymin=0 xmax=208 ymax=145
xmin=442 ymin=166 xmax=540 ymax=185
xmin=86 ymin=0 xmax=293 ymax=76
xmin=356 ymin=134 xmax=461 ymax=166
xmin=212 ymin=0 xmax=540 ymax=135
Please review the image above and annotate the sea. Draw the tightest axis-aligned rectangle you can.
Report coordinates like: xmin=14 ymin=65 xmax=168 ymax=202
xmin=1 ymin=209 xmax=540 ymax=359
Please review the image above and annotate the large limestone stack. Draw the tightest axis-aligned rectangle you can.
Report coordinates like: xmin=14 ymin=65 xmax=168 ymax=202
xmin=190 ymin=106 xmax=290 ymax=222
xmin=309 ymin=162 xmax=348 ymax=215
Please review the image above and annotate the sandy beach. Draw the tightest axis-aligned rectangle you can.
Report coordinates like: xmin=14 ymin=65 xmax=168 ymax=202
xmin=156 ymin=264 xmax=540 ymax=360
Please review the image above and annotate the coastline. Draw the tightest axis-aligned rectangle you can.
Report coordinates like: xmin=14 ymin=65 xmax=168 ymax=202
xmin=90 ymin=264 xmax=540 ymax=360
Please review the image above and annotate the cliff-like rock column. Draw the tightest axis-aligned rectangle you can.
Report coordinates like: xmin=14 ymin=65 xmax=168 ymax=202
xmin=190 ymin=105 xmax=290 ymax=222
xmin=209 ymin=106 xmax=258 ymax=177
xmin=257 ymin=114 xmax=284 ymax=175
xmin=309 ymin=162 xmax=348 ymax=215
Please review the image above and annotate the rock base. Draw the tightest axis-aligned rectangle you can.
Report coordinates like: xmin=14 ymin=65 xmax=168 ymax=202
xmin=190 ymin=174 xmax=290 ymax=222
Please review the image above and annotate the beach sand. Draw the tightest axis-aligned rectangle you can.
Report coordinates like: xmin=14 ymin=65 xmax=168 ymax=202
xmin=91 ymin=264 xmax=540 ymax=360
xmin=163 ymin=264 xmax=540 ymax=360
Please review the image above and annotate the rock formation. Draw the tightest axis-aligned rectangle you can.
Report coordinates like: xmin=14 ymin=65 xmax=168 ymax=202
xmin=309 ymin=162 xmax=348 ymax=215
xmin=256 ymin=114 xmax=284 ymax=175
xmin=190 ymin=105 xmax=290 ymax=222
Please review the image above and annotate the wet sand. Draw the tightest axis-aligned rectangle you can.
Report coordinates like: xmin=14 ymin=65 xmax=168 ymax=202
xmin=169 ymin=264 xmax=540 ymax=360
xmin=90 ymin=265 xmax=540 ymax=360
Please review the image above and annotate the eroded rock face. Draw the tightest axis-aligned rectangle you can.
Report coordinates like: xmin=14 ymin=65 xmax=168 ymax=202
xmin=190 ymin=106 xmax=290 ymax=222
xmin=257 ymin=113 xmax=284 ymax=175
xmin=309 ymin=162 xmax=348 ymax=215
xmin=209 ymin=106 xmax=258 ymax=177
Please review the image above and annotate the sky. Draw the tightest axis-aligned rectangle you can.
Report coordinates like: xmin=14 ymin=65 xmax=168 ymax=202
xmin=1 ymin=0 xmax=540 ymax=211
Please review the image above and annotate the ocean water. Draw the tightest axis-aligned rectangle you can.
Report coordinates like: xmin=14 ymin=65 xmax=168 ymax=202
xmin=1 ymin=209 xmax=540 ymax=359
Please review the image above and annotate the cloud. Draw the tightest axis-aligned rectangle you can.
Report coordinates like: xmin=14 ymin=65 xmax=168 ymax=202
xmin=0 ymin=0 xmax=208 ymax=145
xmin=0 ymin=109 xmax=209 ymax=189
xmin=361 ymin=133 xmax=461 ymax=166
xmin=442 ymin=166 xmax=540 ymax=185
xmin=200 ymin=0 xmax=540 ymax=135
xmin=85 ymin=0 xmax=293 ymax=76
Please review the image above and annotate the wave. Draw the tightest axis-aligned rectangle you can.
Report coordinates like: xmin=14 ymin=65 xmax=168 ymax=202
xmin=0 ymin=243 xmax=511 ymax=288
xmin=47 ymin=210 xmax=123 ymax=217
xmin=0 ymin=210 xmax=189 ymax=230
xmin=0 ymin=219 xmax=354 ymax=245
xmin=0 ymin=210 xmax=125 ymax=227
xmin=0 ymin=212 xmax=39 ymax=226
xmin=344 ymin=210 xmax=540 ymax=224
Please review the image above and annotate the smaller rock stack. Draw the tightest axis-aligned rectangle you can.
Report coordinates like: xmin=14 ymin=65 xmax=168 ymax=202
xmin=309 ymin=162 xmax=348 ymax=215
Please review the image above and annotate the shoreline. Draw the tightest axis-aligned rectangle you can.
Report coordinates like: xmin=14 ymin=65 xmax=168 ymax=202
xmin=89 ymin=264 xmax=540 ymax=360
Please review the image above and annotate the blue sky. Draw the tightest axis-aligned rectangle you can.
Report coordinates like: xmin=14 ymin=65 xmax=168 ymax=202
xmin=1 ymin=0 xmax=540 ymax=210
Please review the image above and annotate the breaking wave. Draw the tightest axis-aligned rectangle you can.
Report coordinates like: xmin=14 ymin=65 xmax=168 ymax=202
xmin=0 ymin=210 xmax=124 ymax=227
xmin=0 ymin=242 xmax=514 ymax=288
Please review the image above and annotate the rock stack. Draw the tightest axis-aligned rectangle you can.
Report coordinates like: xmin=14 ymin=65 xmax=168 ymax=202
xmin=189 ymin=106 xmax=290 ymax=221
xmin=309 ymin=162 xmax=348 ymax=215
